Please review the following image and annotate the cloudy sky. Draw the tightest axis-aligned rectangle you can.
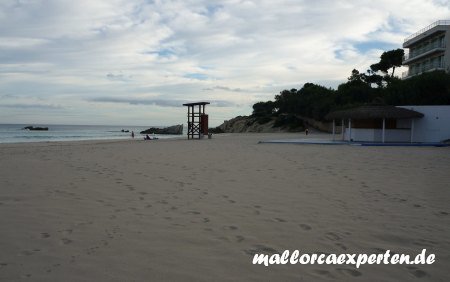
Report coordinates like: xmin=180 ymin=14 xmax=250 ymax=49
xmin=0 ymin=0 xmax=449 ymax=126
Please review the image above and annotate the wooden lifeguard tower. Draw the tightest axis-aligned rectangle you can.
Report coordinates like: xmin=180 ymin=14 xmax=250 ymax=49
xmin=182 ymin=102 xmax=210 ymax=139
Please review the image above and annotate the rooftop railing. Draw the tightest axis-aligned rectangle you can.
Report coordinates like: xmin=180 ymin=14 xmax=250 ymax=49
xmin=404 ymin=20 xmax=450 ymax=43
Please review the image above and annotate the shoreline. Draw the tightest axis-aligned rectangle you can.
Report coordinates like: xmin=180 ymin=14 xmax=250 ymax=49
xmin=0 ymin=124 xmax=184 ymax=145
xmin=0 ymin=132 xmax=305 ymax=146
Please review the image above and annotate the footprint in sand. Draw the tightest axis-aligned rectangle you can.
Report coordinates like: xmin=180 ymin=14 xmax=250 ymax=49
xmin=86 ymin=246 xmax=100 ymax=255
xmin=335 ymin=242 xmax=348 ymax=251
xmin=299 ymin=224 xmax=312 ymax=231
xmin=188 ymin=210 xmax=201 ymax=215
xmin=312 ymin=269 xmax=336 ymax=279
xmin=40 ymin=232 xmax=51 ymax=238
xmin=20 ymin=250 xmax=35 ymax=256
xmin=407 ymin=266 xmax=428 ymax=278
xmin=336 ymin=268 xmax=362 ymax=277
xmin=244 ymin=244 xmax=278 ymax=256
xmin=61 ymin=238 xmax=73 ymax=245
xmin=217 ymin=236 xmax=230 ymax=242
xmin=223 ymin=225 xmax=238 ymax=231
xmin=58 ymin=229 xmax=73 ymax=236
xmin=274 ymin=218 xmax=287 ymax=223
xmin=371 ymin=247 xmax=387 ymax=253
xmin=435 ymin=211 xmax=448 ymax=216
xmin=325 ymin=232 xmax=341 ymax=241
xmin=126 ymin=185 xmax=135 ymax=191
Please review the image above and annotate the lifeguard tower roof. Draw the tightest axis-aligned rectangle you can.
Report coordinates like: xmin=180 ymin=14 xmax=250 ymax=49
xmin=182 ymin=102 xmax=210 ymax=106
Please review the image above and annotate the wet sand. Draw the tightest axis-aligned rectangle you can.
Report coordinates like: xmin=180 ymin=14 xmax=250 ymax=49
xmin=0 ymin=133 xmax=449 ymax=281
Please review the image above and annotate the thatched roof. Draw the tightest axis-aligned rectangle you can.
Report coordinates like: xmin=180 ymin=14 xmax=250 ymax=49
xmin=325 ymin=105 xmax=424 ymax=120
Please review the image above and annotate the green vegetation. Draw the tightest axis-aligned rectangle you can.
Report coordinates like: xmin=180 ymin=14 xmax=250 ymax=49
xmin=251 ymin=49 xmax=450 ymax=127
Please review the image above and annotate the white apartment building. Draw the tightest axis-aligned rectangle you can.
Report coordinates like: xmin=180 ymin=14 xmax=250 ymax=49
xmin=402 ymin=20 xmax=450 ymax=78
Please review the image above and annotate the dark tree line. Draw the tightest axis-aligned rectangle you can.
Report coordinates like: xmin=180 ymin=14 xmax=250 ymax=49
xmin=252 ymin=49 xmax=450 ymax=123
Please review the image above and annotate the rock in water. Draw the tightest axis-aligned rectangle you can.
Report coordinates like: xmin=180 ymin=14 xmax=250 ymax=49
xmin=23 ymin=126 xmax=49 ymax=131
xmin=140 ymin=124 xmax=183 ymax=135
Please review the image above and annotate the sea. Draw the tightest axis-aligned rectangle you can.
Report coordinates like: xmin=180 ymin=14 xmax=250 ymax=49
xmin=0 ymin=124 xmax=184 ymax=144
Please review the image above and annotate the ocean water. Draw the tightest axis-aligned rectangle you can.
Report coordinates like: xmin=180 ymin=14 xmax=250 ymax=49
xmin=0 ymin=124 xmax=184 ymax=144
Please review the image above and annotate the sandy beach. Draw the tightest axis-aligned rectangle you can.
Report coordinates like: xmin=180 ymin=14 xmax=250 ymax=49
xmin=0 ymin=133 xmax=449 ymax=281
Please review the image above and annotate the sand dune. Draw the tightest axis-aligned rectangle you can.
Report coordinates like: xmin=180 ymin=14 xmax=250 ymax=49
xmin=0 ymin=133 xmax=449 ymax=281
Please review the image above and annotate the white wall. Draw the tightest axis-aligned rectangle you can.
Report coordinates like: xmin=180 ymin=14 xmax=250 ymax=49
xmin=399 ymin=105 xmax=450 ymax=142
xmin=345 ymin=128 xmax=411 ymax=142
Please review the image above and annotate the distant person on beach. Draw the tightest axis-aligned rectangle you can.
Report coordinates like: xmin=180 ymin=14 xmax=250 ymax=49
xmin=305 ymin=128 xmax=309 ymax=135
xmin=144 ymin=134 xmax=151 ymax=140
xmin=131 ymin=131 xmax=135 ymax=138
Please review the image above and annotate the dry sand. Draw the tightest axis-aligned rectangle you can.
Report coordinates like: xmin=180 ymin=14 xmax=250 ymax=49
xmin=0 ymin=133 xmax=449 ymax=281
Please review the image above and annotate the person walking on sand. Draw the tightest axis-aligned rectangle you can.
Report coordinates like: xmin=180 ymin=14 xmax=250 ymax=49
xmin=131 ymin=131 xmax=135 ymax=139
xmin=305 ymin=128 xmax=309 ymax=135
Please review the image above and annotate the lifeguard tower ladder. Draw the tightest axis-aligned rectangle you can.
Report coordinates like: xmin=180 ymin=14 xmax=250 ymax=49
xmin=182 ymin=102 xmax=210 ymax=139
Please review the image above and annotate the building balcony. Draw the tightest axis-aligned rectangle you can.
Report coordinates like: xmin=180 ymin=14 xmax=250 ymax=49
xmin=402 ymin=61 xmax=445 ymax=79
xmin=403 ymin=42 xmax=445 ymax=64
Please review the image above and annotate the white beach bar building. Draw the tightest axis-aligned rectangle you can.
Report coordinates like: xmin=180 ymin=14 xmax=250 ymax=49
xmin=325 ymin=105 xmax=450 ymax=143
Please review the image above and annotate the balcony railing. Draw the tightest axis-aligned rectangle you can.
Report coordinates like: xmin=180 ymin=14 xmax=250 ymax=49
xmin=403 ymin=42 xmax=446 ymax=61
xmin=404 ymin=20 xmax=450 ymax=43
xmin=402 ymin=61 xmax=445 ymax=78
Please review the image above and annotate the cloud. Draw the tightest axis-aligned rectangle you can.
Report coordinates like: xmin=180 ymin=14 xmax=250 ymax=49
xmin=0 ymin=37 xmax=49 ymax=49
xmin=203 ymin=85 xmax=245 ymax=92
xmin=88 ymin=96 xmax=237 ymax=108
xmin=210 ymin=100 xmax=237 ymax=107
xmin=183 ymin=73 xmax=209 ymax=80
xmin=0 ymin=0 xmax=449 ymax=125
xmin=106 ymin=72 xmax=132 ymax=82
xmin=89 ymin=97 xmax=186 ymax=107
xmin=0 ymin=103 xmax=63 ymax=110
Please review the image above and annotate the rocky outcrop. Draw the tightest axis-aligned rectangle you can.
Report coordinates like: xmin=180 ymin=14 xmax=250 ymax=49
xmin=140 ymin=124 xmax=183 ymax=135
xmin=23 ymin=126 xmax=49 ymax=131
xmin=213 ymin=114 xmax=342 ymax=134
xmin=215 ymin=116 xmax=300 ymax=133
xmin=216 ymin=116 xmax=274 ymax=133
